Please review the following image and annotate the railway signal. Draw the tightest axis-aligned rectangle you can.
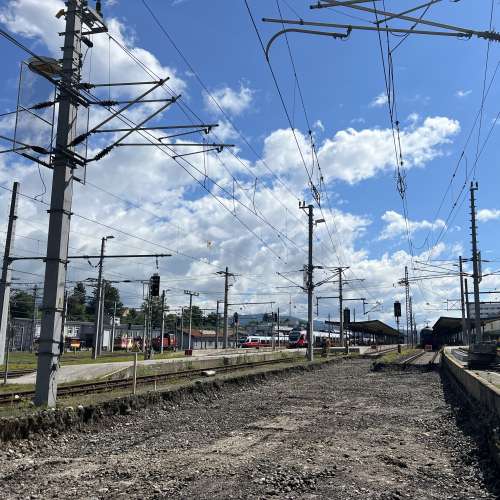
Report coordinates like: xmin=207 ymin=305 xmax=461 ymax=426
xmin=150 ymin=274 xmax=160 ymax=297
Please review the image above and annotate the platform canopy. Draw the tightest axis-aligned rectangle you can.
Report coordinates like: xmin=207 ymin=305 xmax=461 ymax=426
xmin=325 ymin=319 xmax=401 ymax=338
xmin=346 ymin=320 xmax=400 ymax=339
xmin=432 ymin=316 xmax=463 ymax=337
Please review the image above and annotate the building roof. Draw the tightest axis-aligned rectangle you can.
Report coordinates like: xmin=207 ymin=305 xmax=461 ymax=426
xmin=433 ymin=315 xmax=497 ymax=336
xmin=347 ymin=320 xmax=401 ymax=338
xmin=432 ymin=316 xmax=463 ymax=336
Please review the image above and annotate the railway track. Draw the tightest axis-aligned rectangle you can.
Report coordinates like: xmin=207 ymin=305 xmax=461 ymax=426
xmin=0 ymin=356 xmax=312 ymax=407
xmin=363 ymin=346 xmax=398 ymax=359
xmin=399 ymin=350 xmax=440 ymax=367
xmin=0 ymin=369 xmax=35 ymax=380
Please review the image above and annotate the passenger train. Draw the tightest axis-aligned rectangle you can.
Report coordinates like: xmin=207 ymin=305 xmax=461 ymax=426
xmin=288 ymin=328 xmax=337 ymax=348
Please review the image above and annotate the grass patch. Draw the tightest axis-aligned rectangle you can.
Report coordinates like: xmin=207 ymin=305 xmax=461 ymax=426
xmin=4 ymin=350 xmax=184 ymax=371
xmin=379 ymin=348 xmax=419 ymax=364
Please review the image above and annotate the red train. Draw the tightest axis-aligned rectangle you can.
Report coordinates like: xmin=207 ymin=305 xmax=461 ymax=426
xmin=288 ymin=329 xmax=334 ymax=348
xmin=152 ymin=333 xmax=177 ymax=352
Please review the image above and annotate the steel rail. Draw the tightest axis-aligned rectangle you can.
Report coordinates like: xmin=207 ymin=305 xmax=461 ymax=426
xmin=0 ymin=356 xmax=307 ymax=406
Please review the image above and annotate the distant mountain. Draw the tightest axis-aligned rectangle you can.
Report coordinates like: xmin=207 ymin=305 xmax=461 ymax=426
xmin=232 ymin=312 xmax=335 ymax=331
xmin=233 ymin=313 xmax=304 ymax=327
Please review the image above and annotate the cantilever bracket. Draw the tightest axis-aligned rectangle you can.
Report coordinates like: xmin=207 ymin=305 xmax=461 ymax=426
xmin=265 ymin=27 xmax=350 ymax=60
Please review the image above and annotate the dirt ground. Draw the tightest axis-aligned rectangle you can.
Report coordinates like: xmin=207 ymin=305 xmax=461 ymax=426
xmin=0 ymin=358 xmax=498 ymax=499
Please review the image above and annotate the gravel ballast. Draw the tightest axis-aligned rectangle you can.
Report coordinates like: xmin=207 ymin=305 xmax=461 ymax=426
xmin=0 ymin=358 xmax=498 ymax=499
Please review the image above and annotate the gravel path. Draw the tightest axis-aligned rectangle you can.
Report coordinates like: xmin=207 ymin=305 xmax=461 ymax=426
xmin=0 ymin=359 xmax=497 ymax=499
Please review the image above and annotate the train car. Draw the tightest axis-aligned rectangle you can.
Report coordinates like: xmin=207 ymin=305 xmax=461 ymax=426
xmin=419 ymin=327 xmax=439 ymax=350
xmin=288 ymin=329 xmax=333 ymax=348
xmin=241 ymin=335 xmax=271 ymax=348
xmin=64 ymin=337 xmax=81 ymax=351
xmin=240 ymin=335 xmax=289 ymax=348
xmin=152 ymin=333 xmax=177 ymax=352
xmin=114 ymin=336 xmax=134 ymax=351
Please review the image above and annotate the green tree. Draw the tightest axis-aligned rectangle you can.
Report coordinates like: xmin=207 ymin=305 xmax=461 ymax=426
xmin=87 ymin=282 xmax=123 ymax=320
xmin=10 ymin=290 xmax=34 ymax=319
xmin=67 ymin=282 xmax=88 ymax=321
xmin=182 ymin=305 xmax=203 ymax=328
xmin=205 ymin=312 xmax=218 ymax=328
xmin=164 ymin=313 xmax=179 ymax=331
xmin=126 ymin=307 xmax=145 ymax=326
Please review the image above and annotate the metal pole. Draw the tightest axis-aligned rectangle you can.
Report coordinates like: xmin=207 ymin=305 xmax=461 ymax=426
xmin=147 ymin=283 xmax=152 ymax=356
xmin=160 ymin=290 xmax=165 ymax=354
xmin=339 ymin=268 xmax=344 ymax=348
xmin=404 ymin=266 xmax=411 ymax=346
xmin=110 ymin=301 xmax=117 ymax=353
xmin=35 ymin=0 xmax=87 ymax=406
xmin=215 ymin=300 xmax=220 ymax=349
xmin=223 ymin=267 xmax=229 ymax=349
xmin=144 ymin=282 xmax=151 ymax=359
xmin=30 ymin=285 xmax=38 ymax=353
xmin=99 ymin=282 xmax=106 ymax=353
xmin=409 ymin=296 xmax=413 ymax=347
xmin=470 ymin=183 xmax=482 ymax=343
xmin=465 ymin=278 xmax=471 ymax=341
xmin=188 ymin=293 xmax=193 ymax=350
xmin=459 ymin=256 xmax=467 ymax=345
xmin=180 ymin=307 xmax=184 ymax=351
xmin=0 ymin=181 xmax=19 ymax=365
xmin=277 ymin=307 xmax=280 ymax=349
xmin=307 ymin=205 xmax=314 ymax=362
xmin=93 ymin=237 xmax=106 ymax=358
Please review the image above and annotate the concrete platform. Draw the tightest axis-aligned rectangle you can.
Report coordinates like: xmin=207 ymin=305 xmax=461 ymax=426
xmin=8 ymin=348 xmax=304 ymax=386
xmin=442 ymin=346 xmax=500 ymax=417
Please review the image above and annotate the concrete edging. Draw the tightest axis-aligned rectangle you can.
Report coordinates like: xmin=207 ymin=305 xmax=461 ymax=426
xmin=441 ymin=347 xmax=500 ymax=468
xmin=441 ymin=348 xmax=500 ymax=417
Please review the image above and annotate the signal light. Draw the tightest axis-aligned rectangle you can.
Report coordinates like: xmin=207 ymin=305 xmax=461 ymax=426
xmin=394 ymin=301 xmax=401 ymax=318
xmin=343 ymin=307 xmax=350 ymax=325
xmin=150 ymin=274 xmax=160 ymax=297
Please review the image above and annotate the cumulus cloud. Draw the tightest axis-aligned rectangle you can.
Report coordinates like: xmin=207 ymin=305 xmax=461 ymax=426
xmin=477 ymin=209 xmax=500 ymax=222
xmin=320 ymin=116 xmax=459 ymax=184
xmin=379 ymin=211 xmax=446 ymax=240
xmin=370 ymin=92 xmax=388 ymax=108
xmin=455 ymin=89 xmax=472 ymax=98
xmin=204 ymin=84 xmax=254 ymax=116
xmin=313 ymin=120 xmax=325 ymax=132
xmin=261 ymin=116 xmax=460 ymax=186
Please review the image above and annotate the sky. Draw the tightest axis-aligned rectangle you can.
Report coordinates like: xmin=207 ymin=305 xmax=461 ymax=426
xmin=1 ymin=0 xmax=500 ymax=329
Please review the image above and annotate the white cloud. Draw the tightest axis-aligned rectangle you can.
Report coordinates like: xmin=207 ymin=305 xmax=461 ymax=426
xmin=313 ymin=120 xmax=325 ymax=132
xmin=256 ymin=116 xmax=460 ymax=189
xmin=455 ymin=89 xmax=472 ymax=98
xmin=407 ymin=112 xmax=419 ymax=124
xmin=477 ymin=208 xmax=500 ymax=222
xmin=204 ymin=84 xmax=254 ymax=117
xmin=379 ymin=211 xmax=446 ymax=241
xmin=317 ymin=116 xmax=460 ymax=184
xmin=370 ymin=92 xmax=388 ymax=108
xmin=0 ymin=0 xmax=186 ymax=100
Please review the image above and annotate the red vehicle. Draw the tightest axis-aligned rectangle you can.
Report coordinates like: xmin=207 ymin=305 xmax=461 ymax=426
xmin=288 ymin=329 xmax=333 ymax=348
xmin=114 ymin=336 xmax=134 ymax=351
xmin=241 ymin=336 xmax=271 ymax=348
xmin=152 ymin=333 xmax=177 ymax=352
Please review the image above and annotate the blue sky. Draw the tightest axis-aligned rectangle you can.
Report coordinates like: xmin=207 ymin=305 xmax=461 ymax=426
xmin=1 ymin=0 xmax=500 ymax=326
